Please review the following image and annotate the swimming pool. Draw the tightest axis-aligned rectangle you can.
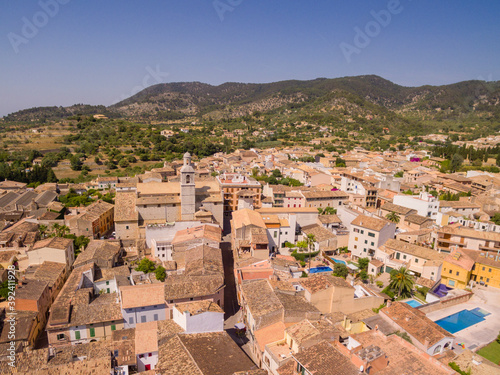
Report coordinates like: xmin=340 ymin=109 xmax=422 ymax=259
xmin=331 ymin=258 xmax=347 ymax=265
xmin=309 ymin=266 xmax=333 ymax=274
xmin=405 ymin=299 xmax=422 ymax=308
xmin=435 ymin=308 xmax=490 ymax=334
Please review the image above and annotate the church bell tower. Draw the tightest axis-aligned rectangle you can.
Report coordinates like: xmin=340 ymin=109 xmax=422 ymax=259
xmin=180 ymin=152 xmax=196 ymax=220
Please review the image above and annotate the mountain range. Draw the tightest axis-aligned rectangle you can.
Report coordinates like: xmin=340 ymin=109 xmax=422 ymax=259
xmin=4 ymin=75 xmax=500 ymax=129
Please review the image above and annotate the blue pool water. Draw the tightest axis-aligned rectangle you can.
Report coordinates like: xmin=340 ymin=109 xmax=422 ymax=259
xmin=405 ymin=299 xmax=422 ymax=308
xmin=309 ymin=266 xmax=333 ymax=274
xmin=331 ymin=258 xmax=347 ymax=265
xmin=435 ymin=308 xmax=490 ymax=334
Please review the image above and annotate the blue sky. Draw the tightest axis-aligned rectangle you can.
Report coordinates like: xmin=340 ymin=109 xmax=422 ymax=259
xmin=1 ymin=0 xmax=499 ymax=116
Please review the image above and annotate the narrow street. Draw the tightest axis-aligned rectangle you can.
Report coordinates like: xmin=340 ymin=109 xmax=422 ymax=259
xmin=221 ymin=233 xmax=257 ymax=363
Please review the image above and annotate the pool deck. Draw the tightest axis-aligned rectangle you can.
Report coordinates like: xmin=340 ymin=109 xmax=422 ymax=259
xmin=425 ymin=286 xmax=500 ymax=353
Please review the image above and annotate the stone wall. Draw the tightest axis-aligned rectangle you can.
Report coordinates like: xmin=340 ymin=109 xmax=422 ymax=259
xmin=417 ymin=292 xmax=473 ymax=314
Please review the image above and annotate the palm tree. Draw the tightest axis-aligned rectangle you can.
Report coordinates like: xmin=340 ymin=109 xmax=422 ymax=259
xmin=386 ymin=212 xmax=400 ymax=224
xmin=389 ymin=267 xmax=414 ymax=298
xmin=51 ymin=223 xmax=70 ymax=238
xmin=38 ymin=224 xmax=48 ymax=239
xmin=306 ymin=234 xmax=316 ymax=272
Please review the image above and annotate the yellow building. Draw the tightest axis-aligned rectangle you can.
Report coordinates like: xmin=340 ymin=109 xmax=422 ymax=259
xmin=468 ymin=250 xmax=500 ymax=289
xmin=441 ymin=249 xmax=474 ymax=289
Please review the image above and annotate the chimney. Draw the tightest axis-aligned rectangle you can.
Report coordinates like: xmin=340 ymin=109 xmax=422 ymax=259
xmin=386 ymin=300 xmax=391 ymax=307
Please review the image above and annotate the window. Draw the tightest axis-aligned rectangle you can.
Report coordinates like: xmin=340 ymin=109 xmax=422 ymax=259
xmin=489 ymin=268 xmax=492 ymax=272
xmin=456 ymin=271 xmax=459 ymax=276
xmin=368 ymin=232 xmax=375 ymax=237
xmin=486 ymin=278 xmax=490 ymax=283
xmin=360 ymin=230 xmax=364 ymax=234
xmin=148 ymin=353 xmax=152 ymax=357
xmin=126 ymin=225 xmax=129 ymax=230
xmin=75 ymin=331 xmax=80 ymax=340
xmin=89 ymin=328 xmax=95 ymax=337
xmin=57 ymin=334 xmax=65 ymax=341
xmin=106 ymin=281 xmax=109 ymax=285
xmin=371 ymin=242 xmax=374 ymax=246
xmin=354 ymin=245 xmax=357 ymax=249
xmin=449 ymin=270 xmax=452 ymax=274
xmin=114 ymin=350 xmax=119 ymax=357
xmin=154 ymin=314 xmax=158 ymax=321
xmin=415 ymin=259 xmax=418 ymax=263
xmin=449 ymin=280 xmax=455 ymax=286
xmin=403 ymin=255 xmax=407 ymax=260
xmin=482 ymin=267 xmax=485 ymax=271
xmin=111 ymin=325 xmax=116 ymax=331
xmin=274 ymin=231 xmax=277 ymax=238
xmin=129 ymin=318 xmax=133 ymax=325
xmin=355 ymin=237 xmax=358 ymax=241
xmin=364 ymin=240 xmax=368 ymax=244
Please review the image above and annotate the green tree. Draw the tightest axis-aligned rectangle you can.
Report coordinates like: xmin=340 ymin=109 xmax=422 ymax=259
xmin=394 ymin=171 xmax=404 ymax=178
xmin=38 ymin=224 xmax=48 ymax=238
xmin=306 ymin=234 xmax=316 ymax=272
xmin=136 ymin=258 xmax=156 ymax=273
xmin=70 ymin=155 xmax=82 ymax=171
xmin=118 ymin=158 xmax=129 ymax=168
xmin=491 ymin=213 xmax=500 ymax=225
xmin=359 ymin=269 xmax=369 ymax=282
xmin=155 ymin=266 xmax=166 ymax=282
xmin=450 ymin=153 xmax=464 ymax=173
xmin=333 ymin=263 xmax=348 ymax=278
xmin=389 ymin=267 xmax=415 ymax=298
xmin=51 ymin=223 xmax=70 ymax=238
xmin=296 ymin=241 xmax=308 ymax=252
xmin=0 ymin=280 xmax=11 ymax=300
xmin=74 ymin=236 xmax=90 ymax=256
xmin=271 ymin=169 xmax=282 ymax=178
xmin=385 ymin=212 xmax=400 ymax=224
xmin=358 ymin=257 xmax=370 ymax=271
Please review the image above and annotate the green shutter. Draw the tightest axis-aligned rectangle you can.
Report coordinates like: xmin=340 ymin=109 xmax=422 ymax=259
xmin=90 ymin=327 xmax=95 ymax=337
xmin=75 ymin=331 xmax=80 ymax=340
xmin=111 ymin=325 xmax=116 ymax=331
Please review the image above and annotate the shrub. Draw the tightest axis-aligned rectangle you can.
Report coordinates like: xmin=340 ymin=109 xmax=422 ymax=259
xmin=372 ymin=303 xmax=386 ymax=313
xmin=448 ymin=362 xmax=471 ymax=375
xmin=376 ymin=281 xmax=384 ymax=288
xmin=381 ymin=286 xmax=395 ymax=299
xmin=416 ymin=286 xmax=429 ymax=297
xmin=291 ymin=250 xmax=320 ymax=262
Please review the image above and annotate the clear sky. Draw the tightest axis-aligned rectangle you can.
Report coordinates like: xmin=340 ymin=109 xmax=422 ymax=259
xmin=1 ymin=0 xmax=499 ymax=116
